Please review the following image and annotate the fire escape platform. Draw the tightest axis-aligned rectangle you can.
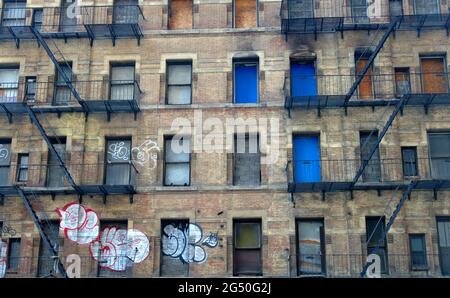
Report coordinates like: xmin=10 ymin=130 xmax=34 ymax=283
xmin=0 ymin=184 xmax=136 ymax=197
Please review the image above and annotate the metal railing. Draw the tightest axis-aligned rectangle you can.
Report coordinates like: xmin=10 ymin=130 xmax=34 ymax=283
xmin=0 ymin=5 xmax=144 ymax=31
xmin=296 ymin=253 xmax=450 ymax=278
xmin=0 ymin=80 xmax=142 ymax=106
xmin=286 ymin=72 xmax=450 ymax=106
xmin=288 ymin=157 xmax=450 ymax=185
xmin=2 ymin=162 xmax=138 ymax=189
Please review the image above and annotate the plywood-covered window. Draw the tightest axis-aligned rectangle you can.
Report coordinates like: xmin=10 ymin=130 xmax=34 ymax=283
xmin=168 ymin=0 xmax=193 ymax=29
xmin=233 ymin=219 xmax=262 ymax=276
xmin=420 ymin=56 xmax=448 ymax=94
xmin=234 ymin=0 xmax=258 ymax=28
xmin=0 ymin=140 xmax=11 ymax=187
xmin=164 ymin=136 xmax=191 ymax=186
xmin=233 ymin=133 xmax=260 ymax=186
xmin=355 ymin=51 xmax=374 ymax=99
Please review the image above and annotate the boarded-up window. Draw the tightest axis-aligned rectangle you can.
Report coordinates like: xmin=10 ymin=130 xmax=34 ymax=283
xmin=233 ymin=220 xmax=262 ymax=276
xmin=437 ymin=218 xmax=450 ymax=275
xmin=7 ymin=238 xmax=21 ymax=272
xmin=234 ymin=134 xmax=260 ymax=186
xmin=96 ymin=220 xmax=131 ymax=277
xmin=289 ymin=0 xmax=314 ymax=18
xmin=164 ymin=136 xmax=190 ymax=186
xmin=105 ymin=138 xmax=132 ymax=185
xmin=168 ymin=0 xmax=193 ymax=29
xmin=0 ymin=66 xmax=19 ymax=103
xmin=54 ymin=62 xmax=72 ymax=105
xmin=366 ymin=217 xmax=388 ymax=274
xmin=110 ymin=64 xmax=135 ymax=101
xmin=167 ymin=62 xmax=192 ymax=105
xmin=234 ymin=59 xmax=259 ymax=103
xmin=413 ymin=0 xmax=440 ymax=15
xmin=1 ymin=0 xmax=26 ymax=26
xmin=395 ymin=68 xmax=410 ymax=97
xmin=420 ymin=57 xmax=448 ymax=94
xmin=360 ymin=131 xmax=381 ymax=182
xmin=160 ymin=220 xmax=189 ymax=277
xmin=355 ymin=54 xmax=374 ymax=99
xmin=297 ymin=219 xmax=325 ymax=276
xmin=234 ymin=0 xmax=257 ymax=28
xmin=0 ymin=140 xmax=11 ymax=186
xmin=428 ymin=132 xmax=450 ymax=179
xmin=46 ymin=138 xmax=66 ymax=187
xmin=37 ymin=221 xmax=62 ymax=277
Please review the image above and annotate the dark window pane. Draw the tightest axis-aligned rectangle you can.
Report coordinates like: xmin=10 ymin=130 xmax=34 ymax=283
xmin=429 ymin=133 xmax=450 ymax=179
xmin=17 ymin=154 xmax=29 ymax=182
xmin=437 ymin=219 xmax=450 ymax=275
xmin=234 ymin=134 xmax=260 ymax=186
xmin=360 ymin=132 xmax=381 ymax=182
xmin=7 ymin=238 xmax=21 ymax=271
xmin=414 ymin=0 xmax=440 ymax=14
xmin=37 ymin=221 xmax=62 ymax=277
xmin=289 ymin=0 xmax=314 ymax=18
xmin=46 ymin=142 xmax=66 ymax=187
xmin=402 ymin=147 xmax=418 ymax=177
xmin=233 ymin=249 xmax=261 ymax=275
xmin=235 ymin=222 xmax=261 ymax=249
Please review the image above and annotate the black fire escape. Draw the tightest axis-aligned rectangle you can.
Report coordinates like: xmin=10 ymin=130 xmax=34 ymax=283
xmin=0 ymin=3 xmax=145 ymax=277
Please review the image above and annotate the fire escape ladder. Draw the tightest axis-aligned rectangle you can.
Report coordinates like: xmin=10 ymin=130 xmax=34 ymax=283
xmin=26 ymin=106 xmax=82 ymax=195
xmin=29 ymin=26 xmax=90 ymax=115
xmin=17 ymin=187 xmax=68 ymax=278
xmin=350 ymin=98 xmax=406 ymax=188
xmin=360 ymin=180 xmax=418 ymax=277
xmin=344 ymin=19 xmax=400 ymax=111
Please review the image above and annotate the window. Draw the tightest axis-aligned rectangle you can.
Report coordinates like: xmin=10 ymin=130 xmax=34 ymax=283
xmin=166 ymin=61 xmax=192 ymax=104
xmin=7 ymin=238 xmax=21 ymax=272
xmin=164 ymin=136 xmax=190 ymax=186
xmin=234 ymin=59 xmax=258 ymax=104
xmin=37 ymin=221 xmax=61 ymax=277
xmin=160 ymin=219 xmax=189 ymax=277
xmin=437 ymin=217 xmax=450 ymax=275
xmin=296 ymin=219 xmax=325 ymax=276
xmin=428 ymin=132 xmax=450 ymax=179
xmin=0 ymin=66 xmax=19 ymax=103
xmin=360 ymin=131 xmax=381 ymax=182
xmin=113 ymin=0 xmax=139 ymax=24
xmin=233 ymin=219 xmax=262 ymax=276
xmin=413 ymin=0 xmax=440 ymax=15
xmin=60 ymin=0 xmax=77 ymax=32
xmin=293 ymin=135 xmax=321 ymax=183
xmin=53 ymin=62 xmax=72 ymax=105
xmin=0 ymin=140 xmax=11 ymax=187
xmin=234 ymin=133 xmax=260 ymax=186
xmin=355 ymin=51 xmax=374 ymax=99
xmin=395 ymin=68 xmax=410 ymax=98
xmin=420 ymin=56 xmax=448 ymax=94
xmin=290 ymin=60 xmax=317 ymax=99
xmin=168 ymin=0 xmax=193 ymax=29
xmin=110 ymin=63 xmax=135 ymax=101
xmin=16 ymin=153 xmax=29 ymax=182
xmin=1 ymin=0 xmax=26 ymax=26
xmin=366 ymin=217 xmax=388 ymax=274
xmin=95 ymin=220 xmax=130 ymax=277
xmin=46 ymin=138 xmax=66 ymax=187
xmin=25 ymin=76 xmax=36 ymax=101
xmin=389 ymin=0 xmax=403 ymax=17
xmin=351 ymin=0 xmax=368 ymax=23
xmin=401 ymin=147 xmax=418 ymax=177
xmin=288 ymin=0 xmax=313 ymax=18
xmin=409 ymin=234 xmax=428 ymax=270
xmin=105 ymin=138 xmax=132 ymax=185
xmin=32 ymin=9 xmax=43 ymax=31
xmin=233 ymin=0 xmax=257 ymax=28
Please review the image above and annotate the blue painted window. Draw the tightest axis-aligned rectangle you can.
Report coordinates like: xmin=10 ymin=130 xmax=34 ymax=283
xmin=234 ymin=60 xmax=258 ymax=103
xmin=290 ymin=61 xmax=317 ymax=103
xmin=293 ymin=135 xmax=321 ymax=183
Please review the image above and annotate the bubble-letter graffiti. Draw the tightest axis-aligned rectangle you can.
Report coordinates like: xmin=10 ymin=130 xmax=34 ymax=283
xmin=56 ymin=202 xmax=100 ymax=245
xmin=366 ymin=254 xmax=381 ymax=278
xmin=131 ymin=139 xmax=160 ymax=168
xmin=108 ymin=141 xmax=130 ymax=161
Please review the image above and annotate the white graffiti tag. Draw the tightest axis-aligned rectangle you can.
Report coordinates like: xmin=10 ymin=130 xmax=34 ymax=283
xmin=0 ymin=240 xmax=6 ymax=278
xmin=108 ymin=141 xmax=130 ymax=161
xmin=0 ymin=144 xmax=9 ymax=160
xmin=131 ymin=139 xmax=160 ymax=168
xmin=202 ymin=232 xmax=219 ymax=248
xmin=56 ymin=202 xmax=99 ymax=245
xmin=162 ymin=223 xmax=218 ymax=264
xmin=89 ymin=227 xmax=150 ymax=272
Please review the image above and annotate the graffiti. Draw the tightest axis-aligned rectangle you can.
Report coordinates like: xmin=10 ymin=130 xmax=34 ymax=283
xmin=2 ymin=224 xmax=16 ymax=237
xmin=108 ymin=141 xmax=130 ymax=161
xmin=162 ymin=223 xmax=219 ymax=264
xmin=89 ymin=227 xmax=150 ymax=272
xmin=0 ymin=240 xmax=6 ymax=278
xmin=0 ymin=144 xmax=9 ymax=160
xmin=56 ymin=202 xmax=99 ymax=245
xmin=202 ymin=232 xmax=219 ymax=248
xmin=131 ymin=139 xmax=160 ymax=168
